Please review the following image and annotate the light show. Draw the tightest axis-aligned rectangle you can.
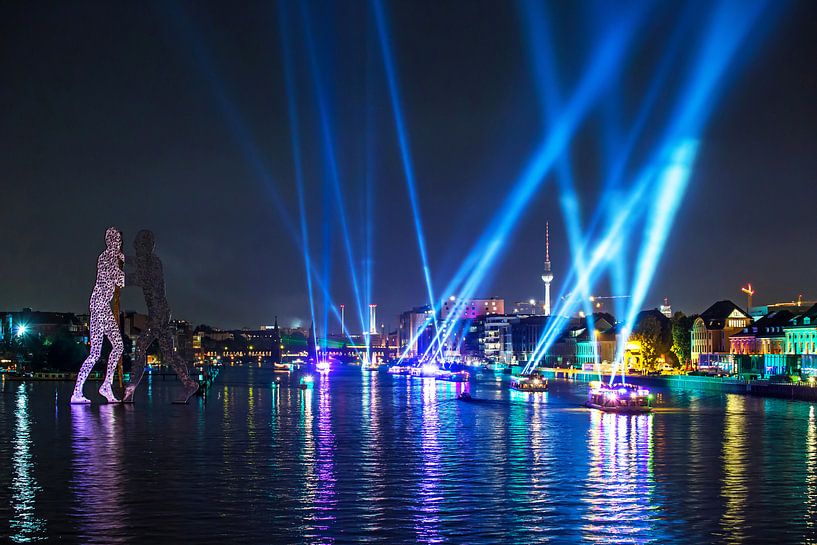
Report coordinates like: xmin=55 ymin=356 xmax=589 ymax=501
xmin=3 ymin=0 xmax=816 ymax=542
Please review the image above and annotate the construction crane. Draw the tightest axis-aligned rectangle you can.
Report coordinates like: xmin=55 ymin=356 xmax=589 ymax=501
xmin=741 ymin=283 xmax=755 ymax=311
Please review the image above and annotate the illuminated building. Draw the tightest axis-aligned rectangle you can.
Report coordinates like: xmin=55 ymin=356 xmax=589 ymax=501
xmin=749 ymin=296 xmax=817 ymax=318
xmin=611 ymin=309 xmax=672 ymax=373
xmin=729 ymin=310 xmax=793 ymax=355
xmin=0 ymin=308 xmax=86 ymax=342
xmin=575 ymin=313 xmax=617 ymax=368
xmin=540 ymin=222 xmax=554 ymax=316
xmin=482 ymin=315 xmax=519 ymax=364
xmin=511 ymin=315 xmax=550 ymax=363
xmin=512 ymin=300 xmax=541 ymax=316
xmin=659 ymin=298 xmax=672 ymax=318
xmin=690 ymin=300 xmax=752 ymax=365
xmin=196 ymin=322 xmax=285 ymax=365
xmin=440 ymin=296 xmax=504 ymax=320
xmin=397 ymin=305 xmax=435 ymax=358
xmin=785 ymin=303 xmax=817 ymax=355
xmin=511 ymin=315 xmax=587 ymax=365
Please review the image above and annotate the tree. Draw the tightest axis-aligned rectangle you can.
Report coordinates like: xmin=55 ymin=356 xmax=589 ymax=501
xmin=43 ymin=331 xmax=89 ymax=371
xmin=631 ymin=314 xmax=672 ymax=372
xmin=671 ymin=312 xmax=695 ymax=371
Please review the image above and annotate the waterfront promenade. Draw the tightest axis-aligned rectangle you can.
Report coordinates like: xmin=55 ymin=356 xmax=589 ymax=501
xmin=540 ymin=367 xmax=817 ymax=402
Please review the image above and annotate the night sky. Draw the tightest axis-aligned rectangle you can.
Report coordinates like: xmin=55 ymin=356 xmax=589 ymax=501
xmin=1 ymin=1 xmax=816 ymax=331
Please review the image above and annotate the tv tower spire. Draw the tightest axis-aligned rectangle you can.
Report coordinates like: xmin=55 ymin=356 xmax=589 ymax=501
xmin=541 ymin=222 xmax=554 ymax=316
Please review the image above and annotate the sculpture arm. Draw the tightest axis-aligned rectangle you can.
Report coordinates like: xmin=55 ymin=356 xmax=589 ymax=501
xmin=123 ymin=255 xmax=141 ymax=287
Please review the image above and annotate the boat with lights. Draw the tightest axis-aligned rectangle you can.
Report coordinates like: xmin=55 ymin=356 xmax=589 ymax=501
xmin=509 ymin=372 xmax=548 ymax=392
xmin=586 ymin=381 xmax=652 ymax=413
xmin=387 ymin=365 xmax=413 ymax=376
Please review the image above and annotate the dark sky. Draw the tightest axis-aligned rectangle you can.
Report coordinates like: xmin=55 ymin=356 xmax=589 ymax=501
xmin=1 ymin=1 xmax=815 ymax=331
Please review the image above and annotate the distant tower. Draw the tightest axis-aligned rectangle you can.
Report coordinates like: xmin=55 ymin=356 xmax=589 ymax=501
xmin=541 ymin=222 xmax=554 ymax=316
xmin=660 ymin=298 xmax=672 ymax=318
xmin=271 ymin=315 xmax=282 ymax=364
xmin=340 ymin=304 xmax=345 ymax=335
xmin=368 ymin=304 xmax=378 ymax=335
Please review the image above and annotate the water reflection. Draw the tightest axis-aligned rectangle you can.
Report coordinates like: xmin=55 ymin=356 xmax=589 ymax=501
xmin=10 ymin=385 xmax=46 ymax=543
xmin=415 ymin=378 xmax=442 ymax=544
xmin=6 ymin=368 xmax=817 ymax=543
xmin=359 ymin=370 xmax=385 ymax=533
xmin=527 ymin=391 xmax=553 ymax=528
xmin=312 ymin=374 xmax=337 ymax=539
xmin=721 ymin=395 xmax=748 ymax=544
xmin=583 ymin=411 xmax=655 ymax=543
xmin=806 ymin=405 xmax=816 ymax=541
xmin=70 ymin=405 xmax=126 ymax=544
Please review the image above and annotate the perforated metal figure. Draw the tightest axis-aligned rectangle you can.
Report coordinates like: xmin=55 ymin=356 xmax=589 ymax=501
xmin=123 ymin=230 xmax=199 ymax=404
xmin=71 ymin=227 xmax=125 ymax=404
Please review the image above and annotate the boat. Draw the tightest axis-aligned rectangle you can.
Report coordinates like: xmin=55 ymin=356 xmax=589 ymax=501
xmin=457 ymin=392 xmax=472 ymax=402
xmin=585 ymin=381 xmax=652 ymax=413
xmin=509 ymin=372 xmax=548 ymax=392
xmin=387 ymin=365 xmax=413 ymax=376
xmin=409 ymin=363 xmax=440 ymax=378
xmin=273 ymin=362 xmax=292 ymax=373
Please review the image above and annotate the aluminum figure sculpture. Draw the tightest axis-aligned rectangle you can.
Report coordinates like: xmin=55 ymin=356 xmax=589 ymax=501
xmin=123 ymin=230 xmax=199 ymax=404
xmin=71 ymin=227 xmax=125 ymax=404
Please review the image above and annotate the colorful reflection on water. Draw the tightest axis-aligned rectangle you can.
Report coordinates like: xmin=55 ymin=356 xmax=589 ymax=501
xmin=1 ymin=367 xmax=817 ymax=543
xmin=10 ymin=385 xmax=46 ymax=542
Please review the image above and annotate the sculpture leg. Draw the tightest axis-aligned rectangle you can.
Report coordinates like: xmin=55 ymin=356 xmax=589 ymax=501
xmin=158 ymin=332 xmax=199 ymax=404
xmin=98 ymin=315 xmax=123 ymax=403
xmin=72 ymin=321 xmax=103 ymax=404
xmin=123 ymin=329 xmax=155 ymax=403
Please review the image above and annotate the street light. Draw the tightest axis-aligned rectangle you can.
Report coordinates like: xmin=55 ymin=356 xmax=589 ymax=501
xmin=15 ymin=324 xmax=28 ymax=337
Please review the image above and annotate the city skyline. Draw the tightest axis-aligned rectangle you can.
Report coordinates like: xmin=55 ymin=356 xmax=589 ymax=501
xmin=4 ymin=3 xmax=817 ymax=543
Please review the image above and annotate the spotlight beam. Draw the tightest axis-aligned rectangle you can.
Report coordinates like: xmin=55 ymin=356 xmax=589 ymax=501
xmin=278 ymin=0 xmax=319 ymax=355
xmin=424 ymin=5 xmax=646 ymax=360
xmin=164 ymin=1 xmax=300 ymax=240
xmin=372 ymin=0 xmax=440 ymax=349
xmin=612 ymin=0 xmax=776 ymax=379
xmin=519 ymin=0 xmax=596 ymax=327
xmin=300 ymin=1 xmax=367 ymax=336
xmin=519 ymin=0 xmax=699 ymax=373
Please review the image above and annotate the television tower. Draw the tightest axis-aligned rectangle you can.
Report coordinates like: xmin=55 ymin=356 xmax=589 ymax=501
xmin=541 ymin=222 xmax=554 ymax=316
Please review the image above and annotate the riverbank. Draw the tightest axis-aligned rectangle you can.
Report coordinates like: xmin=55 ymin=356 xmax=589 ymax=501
xmin=534 ymin=367 xmax=817 ymax=402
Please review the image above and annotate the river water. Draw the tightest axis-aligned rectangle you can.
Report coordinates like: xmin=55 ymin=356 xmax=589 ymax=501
xmin=0 ymin=365 xmax=815 ymax=544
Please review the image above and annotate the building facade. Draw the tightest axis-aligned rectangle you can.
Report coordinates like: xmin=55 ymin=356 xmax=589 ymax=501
xmin=729 ymin=310 xmax=792 ymax=355
xmin=440 ymin=297 xmax=504 ymax=321
xmin=397 ymin=306 xmax=435 ymax=358
xmin=785 ymin=304 xmax=817 ymax=355
xmin=691 ymin=300 xmax=752 ymax=364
